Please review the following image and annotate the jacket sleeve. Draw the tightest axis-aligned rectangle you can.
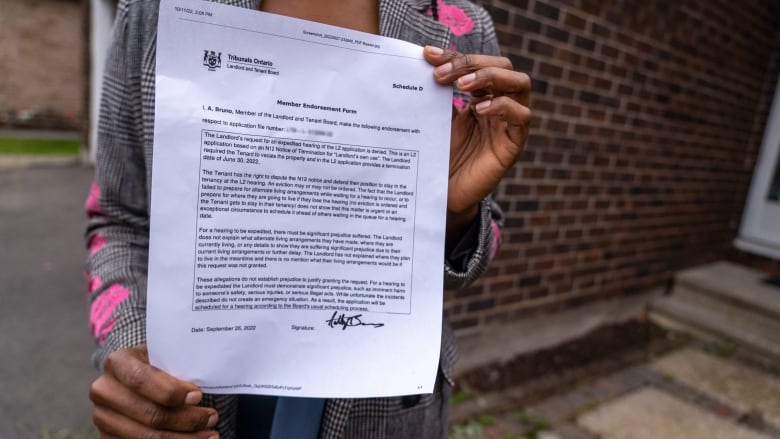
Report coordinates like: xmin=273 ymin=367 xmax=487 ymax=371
xmin=443 ymin=5 xmax=505 ymax=290
xmin=84 ymin=2 xmax=151 ymax=369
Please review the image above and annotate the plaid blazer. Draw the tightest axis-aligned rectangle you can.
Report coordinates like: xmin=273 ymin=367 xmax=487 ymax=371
xmin=86 ymin=0 xmax=502 ymax=437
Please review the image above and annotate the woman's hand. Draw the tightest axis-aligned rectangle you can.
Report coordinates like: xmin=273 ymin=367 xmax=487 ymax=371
xmin=423 ymin=46 xmax=531 ymax=241
xmin=90 ymin=344 xmax=219 ymax=438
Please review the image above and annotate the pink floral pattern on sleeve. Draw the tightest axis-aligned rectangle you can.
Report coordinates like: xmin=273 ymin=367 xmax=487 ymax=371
xmin=85 ymin=182 xmax=102 ymax=218
xmin=489 ymin=220 xmax=502 ymax=262
xmin=87 ymin=273 xmax=102 ymax=294
xmin=434 ymin=0 xmax=474 ymax=36
xmin=89 ymin=283 xmax=130 ymax=345
xmin=87 ymin=233 xmax=106 ymax=256
xmin=427 ymin=9 xmax=471 ymax=110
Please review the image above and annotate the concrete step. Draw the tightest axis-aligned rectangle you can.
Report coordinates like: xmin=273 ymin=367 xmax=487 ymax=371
xmin=675 ymin=261 xmax=780 ymax=320
xmin=671 ymin=283 xmax=780 ymax=345
xmin=651 ymin=295 xmax=780 ymax=362
xmin=651 ymin=261 xmax=780 ymax=362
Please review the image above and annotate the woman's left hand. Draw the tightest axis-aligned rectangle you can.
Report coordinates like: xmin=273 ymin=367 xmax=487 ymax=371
xmin=423 ymin=46 xmax=531 ymax=240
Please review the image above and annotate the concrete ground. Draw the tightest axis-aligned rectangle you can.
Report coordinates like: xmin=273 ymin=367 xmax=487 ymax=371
xmin=0 ymin=164 xmax=98 ymax=438
xmin=452 ymin=341 xmax=780 ymax=439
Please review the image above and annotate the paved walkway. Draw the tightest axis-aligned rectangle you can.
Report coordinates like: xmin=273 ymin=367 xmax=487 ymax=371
xmin=0 ymin=164 xmax=98 ymax=438
xmin=451 ymin=343 xmax=780 ymax=438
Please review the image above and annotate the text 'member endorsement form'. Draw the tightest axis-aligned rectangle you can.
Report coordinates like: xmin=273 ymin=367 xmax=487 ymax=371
xmin=147 ymin=0 xmax=453 ymax=397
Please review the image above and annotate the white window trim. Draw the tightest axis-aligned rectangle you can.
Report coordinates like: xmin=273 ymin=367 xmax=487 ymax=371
xmin=735 ymin=75 xmax=780 ymax=260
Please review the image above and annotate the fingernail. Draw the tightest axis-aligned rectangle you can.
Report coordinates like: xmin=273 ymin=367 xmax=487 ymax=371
xmin=475 ymin=100 xmax=492 ymax=112
xmin=458 ymin=73 xmax=476 ymax=87
xmin=208 ymin=435 xmax=219 ymax=439
xmin=435 ymin=63 xmax=452 ymax=76
xmin=207 ymin=413 xmax=218 ymax=428
xmin=426 ymin=46 xmax=444 ymax=55
xmin=185 ymin=391 xmax=201 ymax=405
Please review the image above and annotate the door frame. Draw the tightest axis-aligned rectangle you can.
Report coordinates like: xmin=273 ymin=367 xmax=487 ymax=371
xmin=736 ymin=75 xmax=780 ymax=260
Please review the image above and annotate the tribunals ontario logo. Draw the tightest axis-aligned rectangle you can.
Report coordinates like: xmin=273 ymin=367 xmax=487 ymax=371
xmin=203 ymin=50 xmax=221 ymax=71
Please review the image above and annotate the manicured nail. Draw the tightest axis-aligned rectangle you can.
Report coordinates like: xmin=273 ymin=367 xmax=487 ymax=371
xmin=207 ymin=413 xmax=218 ymax=428
xmin=458 ymin=73 xmax=476 ymax=87
xmin=435 ymin=63 xmax=452 ymax=76
xmin=426 ymin=46 xmax=444 ymax=55
xmin=185 ymin=391 xmax=201 ymax=405
xmin=475 ymin=100 xmax=492 ymax=112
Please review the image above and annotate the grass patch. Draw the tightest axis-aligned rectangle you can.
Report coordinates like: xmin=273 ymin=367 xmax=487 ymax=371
xmin=703 ymin=339 xmax=738 ymax=359
xmin=449 ymin=419 xmax=485 ymax=439
xmin=449 ymin=389 xmax=472 ymax=406
xmin=449 ymin=415 xmax=496 ymax=439
xmin=515 ymin=410 xmax=551 ymax=439
xmin=0 ymin=137 xmax=80 ymax=155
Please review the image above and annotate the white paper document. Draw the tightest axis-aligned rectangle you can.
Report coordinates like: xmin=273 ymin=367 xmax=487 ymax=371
xmin=147 ymin=0 xmax=453 ymax=398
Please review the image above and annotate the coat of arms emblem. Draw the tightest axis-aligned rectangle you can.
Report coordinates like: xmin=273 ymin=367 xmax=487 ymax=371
xmin=203 ymin=50 xmax=222 ymax=70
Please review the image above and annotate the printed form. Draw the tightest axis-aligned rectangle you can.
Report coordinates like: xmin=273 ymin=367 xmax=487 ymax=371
xmin=147 ymin=0 xmax=453 ymax=397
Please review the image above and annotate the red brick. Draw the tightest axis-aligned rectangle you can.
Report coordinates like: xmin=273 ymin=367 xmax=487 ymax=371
xmin=533 ymin=2 xmax=560 ymax=20
xmin=546 ymin=118 xmax=569 ymax=132
xmin=552 ymin=86 xmax=575 ymax=100
xmin=591 ymin=22 xmax=611 ymax=38
xmin=539 ymin=62 xmax=564 ymax=79
xmin=568 ymin=69 xmax=590 ymax=84
xmin=0 ymin=0 xmax=85 ymax=129
xmin=560 ymin=104 xmax=582 ymax=117
xmin=557 ymin=48 xmax=582 ymax=65
xmin=528 ymin=39 xmax=556 ymax=57
xmin=533 ymin=97 xmax=557 ymax=112
xmin=544 ymin=25 xmax=570 ymax=42
xmin=563 ymin=12 xmax=587 ymax=30
xmin=574 ymin=36 xmax=597 ymax=51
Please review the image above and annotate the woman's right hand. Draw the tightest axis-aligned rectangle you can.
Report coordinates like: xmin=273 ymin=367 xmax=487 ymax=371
xmin=89 ymin=344 xmax=219 ymax=438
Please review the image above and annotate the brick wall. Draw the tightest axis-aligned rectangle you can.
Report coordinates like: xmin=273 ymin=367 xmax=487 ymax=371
xmin=0 ymin=0 xmax=85 ymax=130
xmin=445 ymin=0 xmax=780 ymax=332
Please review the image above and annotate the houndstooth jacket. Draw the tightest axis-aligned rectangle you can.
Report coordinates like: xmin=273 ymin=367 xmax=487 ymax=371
xmin=85 ymin=0 xmax=502 ymax=437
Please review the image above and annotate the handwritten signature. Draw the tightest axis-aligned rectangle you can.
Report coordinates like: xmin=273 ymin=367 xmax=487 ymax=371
xmin=325 ymin=311 xmax=384 ymax=330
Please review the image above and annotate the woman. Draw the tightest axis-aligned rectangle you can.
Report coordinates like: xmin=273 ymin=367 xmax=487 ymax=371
xmin=85 ymin=0 xmax=530 ymax=437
